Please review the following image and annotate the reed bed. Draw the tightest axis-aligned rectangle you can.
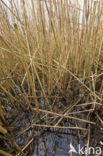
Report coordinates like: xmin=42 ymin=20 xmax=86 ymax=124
xmin=0 ymin=0 xmax=103 ymax=155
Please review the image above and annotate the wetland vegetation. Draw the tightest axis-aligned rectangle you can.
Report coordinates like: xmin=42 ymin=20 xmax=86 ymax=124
xmin=0 ymin=0 xmax=103 ymax=155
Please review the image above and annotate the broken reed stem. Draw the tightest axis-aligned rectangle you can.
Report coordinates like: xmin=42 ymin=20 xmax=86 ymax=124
xmin=32 ymin=123 xmax=87 ymax=131
xmin=32 ymin=108 xmax=96 ymax=125
xmin=0 ymin=126 xmax=26 ymax=156
xmin=0 ymin=150 xmax=13 ymax=156
xmin=0 ymin=0 xmax=103 ymax=154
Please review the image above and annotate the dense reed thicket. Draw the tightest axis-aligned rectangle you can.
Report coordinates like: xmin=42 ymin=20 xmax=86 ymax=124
xmin=0 ymin=0 xmax=103 ymax=155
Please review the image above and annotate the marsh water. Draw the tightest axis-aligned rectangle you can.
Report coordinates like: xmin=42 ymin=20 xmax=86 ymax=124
xmin=32 ymin=126 xmax=103 ymax=156
xmin=32 ymin=129 xmax=86 ymax=156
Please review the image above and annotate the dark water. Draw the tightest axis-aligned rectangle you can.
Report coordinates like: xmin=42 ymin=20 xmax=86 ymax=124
xmin=32 ymin=129 xmax=87 ymax=156
xmin=32 ymin=120 xmax=103 ymax=156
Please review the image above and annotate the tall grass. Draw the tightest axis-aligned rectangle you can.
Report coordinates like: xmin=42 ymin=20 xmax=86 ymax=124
xmin=0 ymin=0 xmax=103 ymax=96
xmin=0 ymin=0 xmax=103 ymax=155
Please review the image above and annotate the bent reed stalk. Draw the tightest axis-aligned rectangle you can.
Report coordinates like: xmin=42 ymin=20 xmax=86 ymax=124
xmin=0 ymin=0 xmax=103 ymax=155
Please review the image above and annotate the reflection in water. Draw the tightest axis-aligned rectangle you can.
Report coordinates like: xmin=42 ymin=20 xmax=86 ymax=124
xmin=32 ymin=129 xmax=86 ymax=156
